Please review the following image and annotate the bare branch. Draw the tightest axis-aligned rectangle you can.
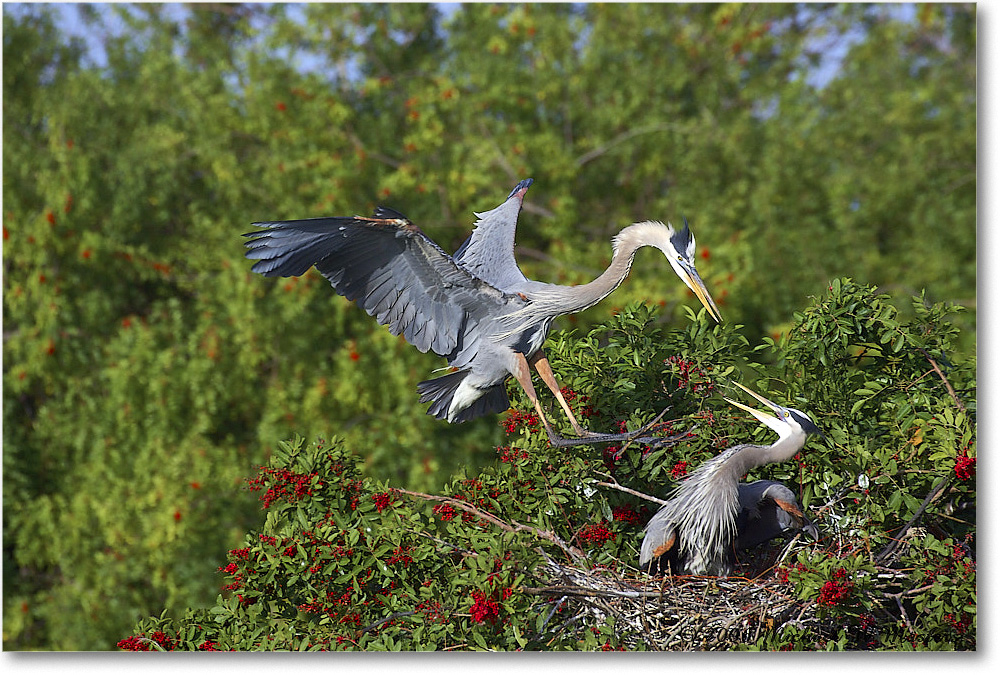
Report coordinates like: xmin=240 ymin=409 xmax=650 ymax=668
xmin=395 ymin=487 xmax=587 ymax=564
xmin=345 ymin=129 xmax=401 ymax=169
xmin=875 ymin=474 xmax=952 ymax=564
xmin=594 ymin=480 xmax=668 ymax=506
xmin=575 ymin=123 xmax=678 ymax=167
xmin=917 ymin=347 xmax=967 ymax=414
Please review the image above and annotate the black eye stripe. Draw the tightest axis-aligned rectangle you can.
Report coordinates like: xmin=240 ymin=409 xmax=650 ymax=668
xmin=788 ymin=409 xmax=822 ymax=435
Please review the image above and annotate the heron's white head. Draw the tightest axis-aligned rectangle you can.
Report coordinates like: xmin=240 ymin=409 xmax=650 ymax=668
xmin=723 ymin=382 xmax=824 ymax=441
xmin=615 ymin=218 xmax=722 ymax=323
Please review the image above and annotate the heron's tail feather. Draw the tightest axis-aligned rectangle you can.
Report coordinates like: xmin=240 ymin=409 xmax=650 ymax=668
xmin=417 ymin=370 xmax=509 ymax=424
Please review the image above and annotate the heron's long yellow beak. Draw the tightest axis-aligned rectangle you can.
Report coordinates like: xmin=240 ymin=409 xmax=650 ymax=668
xmin=722 ymin=382 xmax=781 ymax=422
xmin=682 ymin=267 xmax=723 ymax=324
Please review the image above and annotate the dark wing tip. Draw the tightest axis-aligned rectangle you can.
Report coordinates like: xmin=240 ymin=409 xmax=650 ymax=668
xmin=244 ymin=221 xmax=276 ymax=237
xmin=372 ymin=206 xmax=409 ymax=220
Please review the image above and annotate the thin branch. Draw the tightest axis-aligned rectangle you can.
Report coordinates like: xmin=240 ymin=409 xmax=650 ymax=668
xmin=522 ymin=584 xmax=666 ymax=600
xmin=537 ymin=594 xmax=569 ymax=636
xmin=543 ymin=611 xmax=587 ymax=647
xmin=405 ymin=527 xmax=477 ymax=557
xmin=344 ymin=129 xmax=401 ymax=169
xmin=476 ymin=119 xmax=520 ymax=184
xmin=395 ymin=488 xmax=587 ymax=564
xmin=594 ymin=480 xmax=668 ymax=506
xmin=473 ymin=119 xmax=556 ymax=219
xmin=874 ymin=474 xmax=952 ymax=564
xmin=360 ymin=610 xmax=417 ymax=635
xmin=917 ymin=347 xmax=967 ymax=414
xmin=883 ymin=583 xmax=936 ymax=600
xmin=575 ymin=123 xmax=678 ymax=167
xmin=520 ymin=200 xmax=557 ymax=220
xmin=894 ymin=595 xmax=913 ymax=632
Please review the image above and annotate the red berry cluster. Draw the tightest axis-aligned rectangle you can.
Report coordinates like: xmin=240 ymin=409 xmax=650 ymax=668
xmin=497 ymin=445 xmax=530 ymax=463
xmin=776 ymin=561 xmax=808 ymax=584
xmin=920 ymin=533 xmax=975 ymax=583
xmin=559 ymin=387 xmax=595 ymax=418
xmin=372 ymin=491 xmax=395 ymax=513
xmin=218 ymin=529 xmax=358 ymax=606
xmin=961 ymin=548 xmax=980 ymax=581
xmin=246 ymin=467 xmax=322 ymax=508
xmin=468 ymin=555 xmax=516 ymax=626
xmin=664 ymin=356 xmax=715 ymax=395
xmin=856 ymin=612 xmax=879 ymax=648
xmin=611 ymin=505 xmax=641 ymax=525
xmin=469 ymin=589 xmax=502 ymax=624
xmin=469 ymin=585 xmax=514 ymax=626
xmin=954 ymin=453 xmax=976 ymax=481
xmin=602 ymin=445 xmax=620 ymax=471
xmin=502 ymin=409 xmax=540 ymax=433
xmin=576 ymin=523 xmax=616 ymax=546
xmin=943 ymin=611 xmax=973 ymax=634
xmin=415 ymin=598 xmax=447 ymax=624
xmin=296 ymin=562 xmax=407 ymax=632
xmin=386 ymin=546 xmax=414 ymax=567
xmin=446 ymin=479 xmax=503 ymax=524
xmin=116 ymin=631 xmax=176 ymax=652
xmin=670 ymin=461 xmax=689 ymax=479
xmin=432 ymin=503 xmax=457 ymax=521
xmin=816 ymin=568 xmax=854 ymax=607
xmin=298 ymin=589 xmax=352 ymax=616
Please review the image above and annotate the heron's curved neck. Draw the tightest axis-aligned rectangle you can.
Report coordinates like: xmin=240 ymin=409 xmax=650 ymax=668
xmin=546 ymin=231 xmax=648 ymax=315
xmin=735 ymin=432 xmax=806 ymax=476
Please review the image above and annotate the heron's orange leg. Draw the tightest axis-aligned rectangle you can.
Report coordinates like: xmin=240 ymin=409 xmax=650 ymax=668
xmin=513 ymin=352 xmax=681 ymax=449
xmin=511 ymin=352 xmax=563 ymax=442
xmin=529 ymin=351 xmax=589 ymax=437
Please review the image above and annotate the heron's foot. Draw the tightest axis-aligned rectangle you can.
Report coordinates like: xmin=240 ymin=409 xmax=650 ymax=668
xmin=546 ymin=408 xmax=686 ymax=449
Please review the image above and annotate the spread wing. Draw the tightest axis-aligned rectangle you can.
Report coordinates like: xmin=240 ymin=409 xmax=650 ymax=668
xmin=452 ymin=179 xmax=532 ymax=291
xmin=244 ymin=207 xmax=511 ymax=358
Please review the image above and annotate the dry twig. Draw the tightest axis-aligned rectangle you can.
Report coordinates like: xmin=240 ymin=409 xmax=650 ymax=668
xmin=395 ymin=487 xmax=587 ymax=564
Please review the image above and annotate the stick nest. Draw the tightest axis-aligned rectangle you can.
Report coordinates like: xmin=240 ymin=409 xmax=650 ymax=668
xmin=525 ymin=539 xmax=840 ymax=651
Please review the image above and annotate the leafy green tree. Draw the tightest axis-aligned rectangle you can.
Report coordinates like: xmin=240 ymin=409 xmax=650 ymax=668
xmin=3 ymin=3 xmax=974 ymax=650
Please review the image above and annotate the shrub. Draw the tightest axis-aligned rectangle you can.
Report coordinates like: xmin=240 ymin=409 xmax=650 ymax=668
xmin=119 ymin=281 xmax=975 ymax=650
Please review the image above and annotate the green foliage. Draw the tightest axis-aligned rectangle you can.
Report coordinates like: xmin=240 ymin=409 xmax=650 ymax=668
xmin=3 ymin=3 xmax=974 ymax=650
xmin=118 ymin=284 xmax=974 ymax=651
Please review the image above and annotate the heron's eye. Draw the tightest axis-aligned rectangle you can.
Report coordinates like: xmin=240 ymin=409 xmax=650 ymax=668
xmin=676 ymin=255 xmax=683 ymax=262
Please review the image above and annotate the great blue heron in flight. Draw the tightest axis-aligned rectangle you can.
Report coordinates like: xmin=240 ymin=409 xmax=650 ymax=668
xmin=639 ymin=383 xmax=822 ymax=575
xmin=244 ymin=178 xmax=721 ymax=446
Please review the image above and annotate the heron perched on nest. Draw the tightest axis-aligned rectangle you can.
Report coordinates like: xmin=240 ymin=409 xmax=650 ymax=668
xmin=640 ymin=383 xmax=823 ymax=576
xmin=244 ymin=178 xmax=721 ymax=447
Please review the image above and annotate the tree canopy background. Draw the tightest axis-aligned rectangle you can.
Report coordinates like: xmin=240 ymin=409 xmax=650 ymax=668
xmin=2 ymin=3 xmax=974 ymax=650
